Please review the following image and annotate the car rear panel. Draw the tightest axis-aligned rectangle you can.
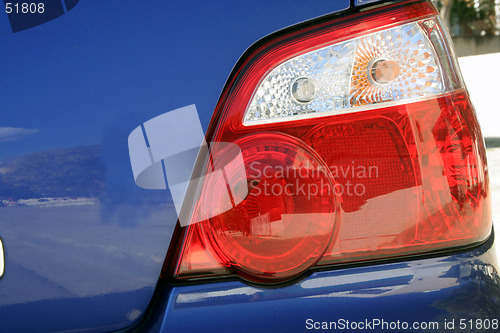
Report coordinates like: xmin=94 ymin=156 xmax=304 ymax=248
xmin=147 ymin=236 xmax=500 ymax=332
xmin=0 ymin=1 xmax=351 ymax=331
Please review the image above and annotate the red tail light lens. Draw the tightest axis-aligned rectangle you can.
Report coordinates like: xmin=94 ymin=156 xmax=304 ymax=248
xmin=167 ymin=0 xmax=491 ymax=284
xmin=195 ymin=133 xmax=339 ymax=281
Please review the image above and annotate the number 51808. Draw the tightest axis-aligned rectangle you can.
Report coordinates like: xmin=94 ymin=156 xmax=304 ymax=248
xmin=5 ymin=3 xmax=45 ymax=14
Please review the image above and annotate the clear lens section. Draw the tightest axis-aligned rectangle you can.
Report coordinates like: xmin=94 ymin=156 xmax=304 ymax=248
xmin=244 ymin=20 xmax=446 ymax=124
xmin=245 ymin=40 xmax=357 ymax=121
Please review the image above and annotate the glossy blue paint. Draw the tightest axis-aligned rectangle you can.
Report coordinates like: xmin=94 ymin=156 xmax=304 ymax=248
xmin=0 ymin=1 xmax=350 ymax=331
xmin=150 ymin=237 xmax=500 ymax=332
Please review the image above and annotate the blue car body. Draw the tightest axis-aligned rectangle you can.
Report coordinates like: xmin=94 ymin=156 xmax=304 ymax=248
xmin=0 ymin=1 xmax=498 ymax=332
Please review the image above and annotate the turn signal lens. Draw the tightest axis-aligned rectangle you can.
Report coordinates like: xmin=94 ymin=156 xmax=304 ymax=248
xmin=369 ymin=59 xmax=401 ymax=84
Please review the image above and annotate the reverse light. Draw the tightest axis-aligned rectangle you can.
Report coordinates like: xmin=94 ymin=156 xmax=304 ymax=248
xmin=166 ymin=0 xmax=491 ymax=284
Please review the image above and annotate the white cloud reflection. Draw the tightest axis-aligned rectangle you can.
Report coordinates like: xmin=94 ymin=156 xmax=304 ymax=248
xmin=0 ymin=127 xmax=39 ymax=143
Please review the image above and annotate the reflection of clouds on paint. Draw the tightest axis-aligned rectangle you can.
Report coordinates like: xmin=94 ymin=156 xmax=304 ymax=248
xmin=0 ymin=145 xmax=103 ymax=201
xmin=0 ymin=168 xmax=12 ymax=175
xmin=1 ymin=197 xmax=97 ymax=208
xmin=0 ymin=127 xmax=39 ymax=143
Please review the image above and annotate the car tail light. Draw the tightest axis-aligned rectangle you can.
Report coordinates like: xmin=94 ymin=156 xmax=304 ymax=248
xmin=165 ymin=0 xmax=491 ymax=284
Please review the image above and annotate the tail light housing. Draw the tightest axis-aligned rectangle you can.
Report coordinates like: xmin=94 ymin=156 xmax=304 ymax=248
xmin=165 ymin=0 xmax=491 ymax=284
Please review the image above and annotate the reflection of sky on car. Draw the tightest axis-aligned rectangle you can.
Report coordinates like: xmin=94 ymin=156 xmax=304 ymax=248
xmin=173 ymin=255 xmax=491 ymax=308
xmin=0 ymin=2 xmax=168 ymax=159
xmin=0 ymin=201 xmax=175 ymax=305
xmin=0 ymin=1 xmax=351 ymax=162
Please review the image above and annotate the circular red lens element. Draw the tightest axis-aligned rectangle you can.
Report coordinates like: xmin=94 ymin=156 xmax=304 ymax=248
xmin=200 ymin=132 xmax=339 ymax=282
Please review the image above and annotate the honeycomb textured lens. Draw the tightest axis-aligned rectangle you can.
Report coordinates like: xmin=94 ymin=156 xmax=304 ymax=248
xmin=244 ymin=20 xmax=445 ymax=124
xmin=350 ymin=23 xmax=442 ymax=106
xmin=244 ymin=41 xmax=357 ymax=122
